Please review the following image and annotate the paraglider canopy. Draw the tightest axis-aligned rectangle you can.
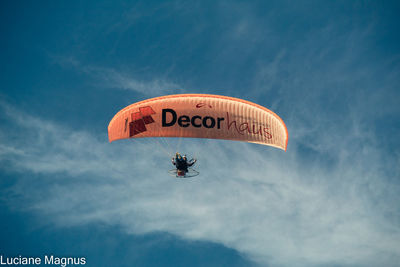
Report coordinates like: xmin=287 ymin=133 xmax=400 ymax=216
xmin=108 ymin=94 xmax=288 ymax=150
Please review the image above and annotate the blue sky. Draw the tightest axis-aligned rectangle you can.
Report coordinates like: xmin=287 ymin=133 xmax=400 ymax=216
xmin=1 ymin=1 xmax=399 ymax=266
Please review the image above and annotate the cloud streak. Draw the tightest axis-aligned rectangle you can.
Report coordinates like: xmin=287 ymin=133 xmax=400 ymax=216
xmin=1 ymin=2 xmax=400 ymax=266
xmin=54 ymin=56 xmax=183 ymax=96
xmin=1 ymin=99 xmax=399 ymax=267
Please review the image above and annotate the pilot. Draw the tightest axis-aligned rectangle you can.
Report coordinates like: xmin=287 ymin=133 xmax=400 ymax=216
xmin=172 ymin=153 xmax=196 ymax=173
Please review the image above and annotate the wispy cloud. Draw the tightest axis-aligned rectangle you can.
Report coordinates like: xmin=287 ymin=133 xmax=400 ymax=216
xmin=1 ymin=99 xmax=399 ymax=267
xmin=53 ymin=56 xmax=183 ymax=96
xmin=1 ymin=2 xmax=400 ymax=266
xmin=87 ymin=66 xmax=182 ymax=96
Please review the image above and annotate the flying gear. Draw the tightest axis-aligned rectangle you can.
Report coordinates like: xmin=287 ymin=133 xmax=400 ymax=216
xmin=170 ymin=153 xmax=199 ymax=178
xmin=108 ymin=94 xmax=289 ymax=180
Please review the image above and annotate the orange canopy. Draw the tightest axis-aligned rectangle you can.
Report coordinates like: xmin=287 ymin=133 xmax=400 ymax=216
xmin=108 ymin=94 xmax=288 ymax=151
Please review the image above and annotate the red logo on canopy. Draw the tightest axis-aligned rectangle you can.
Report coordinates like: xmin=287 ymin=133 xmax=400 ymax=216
xmin=129 ymin=106 xmax=156 ymax=136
